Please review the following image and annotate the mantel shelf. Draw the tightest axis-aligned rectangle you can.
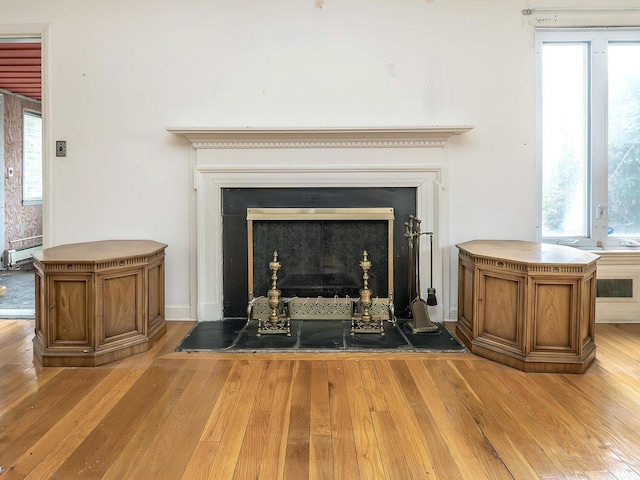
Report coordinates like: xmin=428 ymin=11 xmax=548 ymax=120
xmin=167 ymin=126 xmax=473 ymax=149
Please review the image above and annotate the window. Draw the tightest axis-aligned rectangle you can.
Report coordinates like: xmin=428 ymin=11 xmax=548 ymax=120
xmin=537 ymin=29 xmax=640 ymax=248
xmin=22 ymin=109 xmax=42 ymax=205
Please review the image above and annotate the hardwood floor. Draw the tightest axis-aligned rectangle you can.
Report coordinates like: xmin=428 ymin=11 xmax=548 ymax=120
xmin=1 ymin=320 xmax=640 ymax=479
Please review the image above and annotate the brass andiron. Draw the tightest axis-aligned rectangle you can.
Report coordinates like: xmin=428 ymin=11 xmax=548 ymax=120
xmin=258 ymin=251 xmax=291 ymax=336
xmin=352 ymin=250 xmax=385 ymax=336
xmin=268 ymin=251 xmax=281 ymax=323
xmin=359 ymin=250 xmax=372 ymax=323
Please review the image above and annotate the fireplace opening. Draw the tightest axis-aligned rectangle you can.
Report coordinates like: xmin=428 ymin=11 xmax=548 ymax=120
xmin=222 ymin=187 xmax=416 ymax=318
xmin=249 ymin=209 xmax=393 ymax=301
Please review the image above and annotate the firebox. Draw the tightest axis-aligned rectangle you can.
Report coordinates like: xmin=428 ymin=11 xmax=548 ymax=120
xmin=247 ymin=208 xmax=394 ymax=299
xmin=222 ymin=187 xmax=416 ymax=318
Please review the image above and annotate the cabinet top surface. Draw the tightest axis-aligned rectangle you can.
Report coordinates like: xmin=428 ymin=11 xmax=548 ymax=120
xmin=456 ymin=240 xmax=600 ymax=265
xmin=33 ymin=240 xmax=167 ymax=263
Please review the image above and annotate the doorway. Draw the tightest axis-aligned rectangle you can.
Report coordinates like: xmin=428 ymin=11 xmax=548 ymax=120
xmin=0 ymin=36 xmax=43 ymax=318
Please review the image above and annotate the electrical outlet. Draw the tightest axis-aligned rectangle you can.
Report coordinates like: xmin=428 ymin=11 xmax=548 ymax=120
xmin=56 ymin=140 xmax=67 ymax=157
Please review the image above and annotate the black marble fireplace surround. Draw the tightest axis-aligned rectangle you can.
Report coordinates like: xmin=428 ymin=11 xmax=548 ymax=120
xmin=222 ymin=187 xmax=417 ymax=318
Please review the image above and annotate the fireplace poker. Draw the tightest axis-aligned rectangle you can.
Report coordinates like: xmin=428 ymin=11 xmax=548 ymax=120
xmin=404 ymin=217 xmax=416 ymax=316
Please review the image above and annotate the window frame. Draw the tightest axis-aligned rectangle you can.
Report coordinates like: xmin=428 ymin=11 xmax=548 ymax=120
xmin=536 ymin=28 xmax=640 ymax=249
xmin=22 ymin=108 xmax=42 ymax=206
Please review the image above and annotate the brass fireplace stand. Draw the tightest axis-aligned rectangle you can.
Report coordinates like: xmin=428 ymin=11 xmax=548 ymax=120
xmin=256 ymin=251 xmax=291 ymax=336
xmin=351 ymin=250 xmax=386 ymax=336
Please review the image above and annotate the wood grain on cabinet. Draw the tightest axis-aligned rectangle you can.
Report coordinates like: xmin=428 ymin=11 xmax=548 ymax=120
xmin=32 ymin=240 xmax=167 ymax=367
xmin=456 ymin=240 xmax=599 ymax=373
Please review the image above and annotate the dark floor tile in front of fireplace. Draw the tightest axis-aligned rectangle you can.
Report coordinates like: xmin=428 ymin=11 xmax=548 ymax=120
xmin=175 ymin=318 xmax=467 ymax=352
xmin=233 ymin=320 xmax=301 ymax=350
xmin=298 ymin=320 xmax=348 ymax=349
xmin=346 ymin=322 xmax=409 ymax=350
xmin=399 ymin=321 xmax=465 ymax=351
xmin=175 ymin=317 xmax=246 ymax=351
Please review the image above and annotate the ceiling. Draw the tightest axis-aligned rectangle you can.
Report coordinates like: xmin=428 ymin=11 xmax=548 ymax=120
xmin=0 ymin=41 xmax=42 ymax=101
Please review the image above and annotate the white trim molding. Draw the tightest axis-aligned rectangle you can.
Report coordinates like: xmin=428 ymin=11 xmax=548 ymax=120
xmin=167 ymin=126 xmax=473 ymax=149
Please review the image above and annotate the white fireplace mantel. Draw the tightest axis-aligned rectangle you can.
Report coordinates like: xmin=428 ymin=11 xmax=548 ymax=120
xmin=167 ymin=126 xmax=473 ymax=149
xmin=168 ymin=126 xmax=473 ymax=321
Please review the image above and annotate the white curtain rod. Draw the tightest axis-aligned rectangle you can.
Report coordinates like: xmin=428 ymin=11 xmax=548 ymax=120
xmin=523 ymin=7 xmax=640 ymax=15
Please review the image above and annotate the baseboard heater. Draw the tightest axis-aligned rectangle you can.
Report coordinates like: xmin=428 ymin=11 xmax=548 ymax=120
xmin=3 ymin=244 xmax=42 ymax=267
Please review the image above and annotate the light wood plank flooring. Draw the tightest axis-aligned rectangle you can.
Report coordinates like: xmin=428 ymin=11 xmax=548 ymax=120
xmin=1 ymin=320 xmax=640 ymax=479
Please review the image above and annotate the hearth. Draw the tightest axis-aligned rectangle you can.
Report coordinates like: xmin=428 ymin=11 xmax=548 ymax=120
xmin=175 ymin=318 xmax=466 ymax=352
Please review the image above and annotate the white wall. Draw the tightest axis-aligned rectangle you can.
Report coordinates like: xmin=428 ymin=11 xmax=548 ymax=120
xmin=1 ymin=0 xmax=634 ymax=319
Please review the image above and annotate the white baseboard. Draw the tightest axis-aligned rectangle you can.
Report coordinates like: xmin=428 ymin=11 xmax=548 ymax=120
xmin=595 ymin=316 xmax=640 ymax=324
xmin=0 ymin=308 xmax=34 ymax=319
xmin=165 ymin=305 xmax=196 ymax=321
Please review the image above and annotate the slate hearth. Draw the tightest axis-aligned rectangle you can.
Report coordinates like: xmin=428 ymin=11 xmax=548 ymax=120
xmin=175 ymin=318 xmax=466 ymax=353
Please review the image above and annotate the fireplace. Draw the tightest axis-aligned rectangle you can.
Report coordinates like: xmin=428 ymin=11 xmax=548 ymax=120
xmin=167 ymin=127 xmax=472 ymax=322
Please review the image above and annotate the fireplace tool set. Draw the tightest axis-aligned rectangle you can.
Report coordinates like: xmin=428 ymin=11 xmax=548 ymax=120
xmin=404 ymin=215 xmax=439 ymax=333
xmin=250 ymin=250 xmax=394 ymax=336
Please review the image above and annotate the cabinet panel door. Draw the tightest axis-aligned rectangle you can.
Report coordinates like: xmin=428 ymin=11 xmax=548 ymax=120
xmin=49 ymin=275 xmax=93 ymax=349
xmin=457 ymin=261 xmax=474 ymax=332
xmin=477 ymin=269 xmax=526 ymax=354
xmin=147 ymin=262 xmax=164 ymax=330
xmin=34 ymin=270 xmax=44 ymax=339
xmin=581 ymin=276 xmax=596 ymax=346
xmin=100 ymin=270 xmax=143 ymax=343
xmin=530 ymin=279 xmax=578 ymax=353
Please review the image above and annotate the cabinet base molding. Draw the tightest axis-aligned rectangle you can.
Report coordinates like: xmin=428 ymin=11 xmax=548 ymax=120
xmin=33 ymin=322 xmax=166 ymax=367
xmin=456 ymin=324 xmax=596 ymax=373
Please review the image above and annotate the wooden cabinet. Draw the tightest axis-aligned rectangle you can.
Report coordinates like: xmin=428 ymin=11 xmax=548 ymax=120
xmin=456 ymin=240 xmax=599 ymax=373
xmin=33 ymin=240 xmax=167 ymax=367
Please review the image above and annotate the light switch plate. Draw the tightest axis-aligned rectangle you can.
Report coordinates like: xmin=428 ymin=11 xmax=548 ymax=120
xmin=56 ymin=140 xmax=67 ymax=157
